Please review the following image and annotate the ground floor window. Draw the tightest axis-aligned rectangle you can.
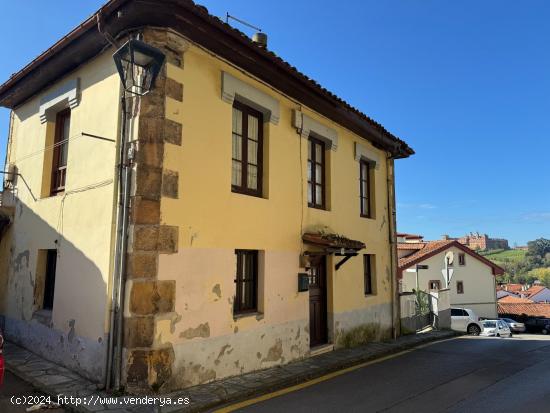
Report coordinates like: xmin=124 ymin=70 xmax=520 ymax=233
xmin=457 ymin=280 xmax=464 ymax=294
xmin=364 ymin=254 xmax=375 ymax=295
xmin=43 ymin=250 xmax=58 ymax=310
xmin=428 ymin=280 xmax=441 ymax=291
xmin=234 ymin=250 xmax=258 ymax=314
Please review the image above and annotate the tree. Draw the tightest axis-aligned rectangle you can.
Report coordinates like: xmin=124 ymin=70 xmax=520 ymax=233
xmin=529 ymin=268 xmax=550 ymax=287
xmin=527 ymin=238 xmax=550 ymax=259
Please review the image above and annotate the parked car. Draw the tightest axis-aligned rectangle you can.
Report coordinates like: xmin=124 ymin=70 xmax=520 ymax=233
xmin=500 ymin=318 xmax=526 ymax=333
xmin=451 ymin=307 xmax=482 ymax=335
xmin=481 ymin=320 xmax=512 ymax=337
xmin=524 ymin=318 xmax=550 ymax=334
xmin=0 ymin=329 xmax=3 ymax=385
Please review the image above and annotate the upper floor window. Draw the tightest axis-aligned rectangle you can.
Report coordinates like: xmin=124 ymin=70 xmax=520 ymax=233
xmin=234 ymin=249 xmax=258 ymax=314
xmin=51 ymin=109 xmax=71 ymax=195
xmin=359 ymin=160 xmax=372 ymax=217
xmin=458 ymin=253 xmax=466 ymax=266
xmin=308 ymin=137 xmax=325 ymax=209
xmin=232 ymin=102 xmax=263 ymax=197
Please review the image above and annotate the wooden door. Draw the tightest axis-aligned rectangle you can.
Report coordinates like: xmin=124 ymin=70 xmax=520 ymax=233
xmin=309 ymin=256 xmax=328 ymax=347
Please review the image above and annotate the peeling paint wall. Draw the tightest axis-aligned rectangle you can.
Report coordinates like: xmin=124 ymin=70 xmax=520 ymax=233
xmin=0 ymin=51 xmax=120 ymax=382
xmin=157 ymin=248 xmax=309 ymax=388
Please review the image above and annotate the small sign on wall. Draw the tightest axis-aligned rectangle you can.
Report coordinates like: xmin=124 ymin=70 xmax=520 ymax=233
xmin=298 ymin=273 xmax=309 ymax=292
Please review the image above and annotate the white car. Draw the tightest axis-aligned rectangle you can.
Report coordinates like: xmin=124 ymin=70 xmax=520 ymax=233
xmin=481 ymin=319 xmax=512 ymax=337
xmin=451 ymin=307 xmax=482 ymax=335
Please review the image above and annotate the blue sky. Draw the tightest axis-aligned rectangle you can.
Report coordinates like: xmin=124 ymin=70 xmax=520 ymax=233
xmin=1 ymin=1 xmax=549 ymax=245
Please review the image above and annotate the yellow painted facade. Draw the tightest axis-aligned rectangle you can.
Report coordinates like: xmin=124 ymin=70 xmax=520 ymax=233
xmin=149 ymin=40 xmax=398 ymax=387
xmin=0 ymin=25 xmax=406 ymax=389
xmin=0 ymin=52 xmax=121 ymax=381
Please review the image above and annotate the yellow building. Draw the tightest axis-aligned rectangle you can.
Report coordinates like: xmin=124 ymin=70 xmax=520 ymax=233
xmin=0 ymin=0 xmax=413 ymax=392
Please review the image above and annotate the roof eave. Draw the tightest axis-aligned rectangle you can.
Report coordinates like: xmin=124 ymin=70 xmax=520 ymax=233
xmin=0 ymin=0 xmax=414 ymax=158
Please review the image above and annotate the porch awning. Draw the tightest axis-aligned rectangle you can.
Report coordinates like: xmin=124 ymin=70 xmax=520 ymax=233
xmin=302 ymin=232 xmax=365 ymax=270
xmin=302 ymin=232 xmax=365 ymax=251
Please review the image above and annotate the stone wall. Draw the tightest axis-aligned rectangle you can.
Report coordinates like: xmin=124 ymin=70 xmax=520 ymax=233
xmin=123 ymin=28 xmax=187 ymax=393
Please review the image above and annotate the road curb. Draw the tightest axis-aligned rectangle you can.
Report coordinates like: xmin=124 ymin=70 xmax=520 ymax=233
xmin=5 ymin=330 xmax=459 ymax=413
xmin=179 ymin=330 xmax=460 ymax=413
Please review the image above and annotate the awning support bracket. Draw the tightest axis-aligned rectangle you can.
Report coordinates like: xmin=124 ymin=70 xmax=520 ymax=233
xmin=334 ymin=253 xmax=358 ymax=271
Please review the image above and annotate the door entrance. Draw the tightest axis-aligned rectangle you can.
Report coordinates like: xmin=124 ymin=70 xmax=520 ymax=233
xmin=309 ymin=256 xmax=328 ymax=347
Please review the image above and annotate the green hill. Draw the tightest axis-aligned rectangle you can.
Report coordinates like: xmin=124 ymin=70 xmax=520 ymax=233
xmin=480 ymin=249 xmax=526 ymax=264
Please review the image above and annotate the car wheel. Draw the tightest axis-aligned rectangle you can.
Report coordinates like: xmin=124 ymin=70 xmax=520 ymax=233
xmin=542 ymin=328 xmax=549 ymax=335
xmin=496 ymin=333 xmax=500 ymax=337
xmin=467 ymin=324 xmax=481 ymax=336
xmin=509 ymin=333 xmax=513 ymax=338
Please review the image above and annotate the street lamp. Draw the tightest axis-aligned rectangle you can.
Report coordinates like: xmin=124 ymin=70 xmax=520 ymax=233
xmin=113 ymin=39 xmax=166 ymax=96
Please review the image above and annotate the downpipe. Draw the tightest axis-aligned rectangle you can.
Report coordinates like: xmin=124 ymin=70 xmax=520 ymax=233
xmin=386 ymin=155 xmax=399 ymax=340
xmin=104 ymin=92 xmax=133 ymax=391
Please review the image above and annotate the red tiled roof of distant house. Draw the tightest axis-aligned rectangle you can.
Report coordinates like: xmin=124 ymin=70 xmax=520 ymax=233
xmin=398 ymin=240 xmax=504 ymax=277
xmin=498 ymin=295 xmax=534 ymax=304
xmin=502 ymin=284 xmax=524 ymax=293
xmin=524 ymin=285 xmax=546 ymax=298
xmin=498 ymin=302 xmax=550 ymax=318
xmin=397 ymin=243 xmax=426 ymax=250
xmin=398 ymin=240 xmax=455 ymax=268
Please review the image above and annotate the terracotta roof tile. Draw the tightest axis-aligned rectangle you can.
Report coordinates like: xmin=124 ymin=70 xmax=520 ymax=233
xmin=398 ymin=239 xmax=504 ymax=277
xmin=398 ymin=240 xmax=455 ymax=268
xmin=498 ymin=303 xmax=550 ymax=318
xmin=498 ymin=295 xmax=534 ymax=304
xmin=498 ymin=283 xmax=524 ymax=293
xmin=524 ymin=285 xmax=547 ymax=298
xmin=397 ymin=243 xmax=426 ymax=250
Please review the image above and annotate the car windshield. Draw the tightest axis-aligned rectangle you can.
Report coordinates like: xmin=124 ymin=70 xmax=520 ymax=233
xmin=483 ymin=321 xmax=496 ymax=328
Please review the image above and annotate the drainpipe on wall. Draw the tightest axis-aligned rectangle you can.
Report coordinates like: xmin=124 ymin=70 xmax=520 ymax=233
xmin=113 ymin=93 xmax=135 ymax=390
xmin=386 ymin=154 xmax=399 ymax=339
xmin=105 ymin=91 xmax=133 ymax=391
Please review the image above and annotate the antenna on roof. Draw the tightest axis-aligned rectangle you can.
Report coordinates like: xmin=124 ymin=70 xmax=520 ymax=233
xmin=225 ymin=13 xmax=268 ymax=49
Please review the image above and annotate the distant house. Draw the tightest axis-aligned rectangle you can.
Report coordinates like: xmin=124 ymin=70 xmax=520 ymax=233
xmin=523 ymin=286 xmax=550 ymax=303
xmin=398 ymin=239 xmax=504 ymax=318
xmin=396 ymin=233 xmax=424 ymax=243
xmin=497 ymin=289 xmax=519 ymax=300
xmin=496 ymin=283 xmax=527 ymax=300
xmin=496 ymin=284 xmax=550 ymax=303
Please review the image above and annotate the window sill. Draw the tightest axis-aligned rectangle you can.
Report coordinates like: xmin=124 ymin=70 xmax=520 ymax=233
xmin=231 ymin=188 xmax=265 ymax=199
xmin=360 ymin=215 xmax=375 ymax=220
xmin=233 ymin=311 xmax=264 ymax=321
xmin=364 ymin=293 xmax=377 ymax=297
xmin=308 ymin=205 xmax=328 ymax=211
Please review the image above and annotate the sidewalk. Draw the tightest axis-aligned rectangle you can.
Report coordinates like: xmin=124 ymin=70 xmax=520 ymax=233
xmin=5 ymin=329 xmax=457 ymax=413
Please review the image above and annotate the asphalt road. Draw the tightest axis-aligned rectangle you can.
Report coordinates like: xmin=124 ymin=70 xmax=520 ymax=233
xmin=227 ymin=334 xmax=550 ymax=413
xmin=0 ymin=370 xmax=66 ymax=413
